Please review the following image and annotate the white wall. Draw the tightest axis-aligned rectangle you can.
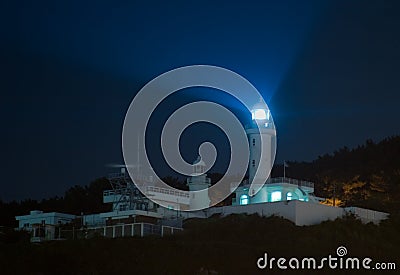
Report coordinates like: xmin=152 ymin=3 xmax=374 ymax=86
xmin=206 ymin=201 xmax=345 ymax=226
xmin=208 ymin=201 xmax=297 ymax=223
xmin=16 ymin=212 xmax=75 ymax=229
xmin=344 ymin=207 xmax=389 ymax=224
xmin=294 ymin=201 xmax=344 ymax=226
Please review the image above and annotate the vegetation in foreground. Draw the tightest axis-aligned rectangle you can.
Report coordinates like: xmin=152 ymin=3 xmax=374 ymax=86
xmin=1 ymin=214 xmax=399 ymax=274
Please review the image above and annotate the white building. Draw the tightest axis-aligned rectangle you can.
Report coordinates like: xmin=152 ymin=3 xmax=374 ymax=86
xmin=186 ymin=156 xmax=211 ymax=209
xmin=15 ymin=210 xmax=75 ymax=242
xmin=224 ymin=101 xmax=388 ymax=225
xmin=139 ymin=158 xmax=211 ymax=211
xmin=233 ymin=177 xmax=318 ymax=206
xmin=247 ymin=99 xmax=276 ymax=189
xmin=93 ymin=99 xmax=389 ymax=226
xmin=15 ymin=99 xmax=389 ymax=241
xmin=231 ymin=100 xmax=318 ymax=207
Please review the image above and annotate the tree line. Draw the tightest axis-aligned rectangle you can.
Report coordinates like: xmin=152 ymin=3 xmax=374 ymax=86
xmin=1 ymin=136 xmax=399 ymax=227
xmin=278 ymin=136 xmax=400 ymax=212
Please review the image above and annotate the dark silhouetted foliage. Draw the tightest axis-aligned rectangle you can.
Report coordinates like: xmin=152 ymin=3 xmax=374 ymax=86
xmin=273 ymin=136 xmax=400 ymax=212
xmin=0 ymin=214 xmax=399 ymax=274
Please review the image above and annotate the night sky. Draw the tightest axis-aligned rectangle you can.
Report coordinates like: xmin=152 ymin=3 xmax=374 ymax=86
xmin=1 ymin=0 xmax=400 ymax=201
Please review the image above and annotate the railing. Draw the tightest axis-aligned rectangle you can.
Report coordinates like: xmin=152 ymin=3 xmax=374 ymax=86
xmin=104 ymin=186 xmax=191 ymax=200
xmin=146 ymin=186 xmax=190 ymax=198
xmin=103 ymin=188 xmax=129 ymax=197
xmin=186 ymin=178 xmax=211 ymax=185
xmin=232 ymin=177 xmax=315 ymax=190
xmin=266 ymin=177 xmax=314 ymax=189
xmin=107 ymin=173 xmax=154 ymax=182
xmin=61 ymin=222 xmax=183 ymax=239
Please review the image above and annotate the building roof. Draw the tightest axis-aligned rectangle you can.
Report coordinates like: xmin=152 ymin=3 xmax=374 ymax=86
xmin=15 ymin=211 xmax=76 ymax=221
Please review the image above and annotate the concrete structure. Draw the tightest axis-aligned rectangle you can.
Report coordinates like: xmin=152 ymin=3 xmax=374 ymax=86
xmin=15 ymin=98 xmax=390 ymax=241
xmin=15 ymin=210 xmax=75 ymax=242
xmin=233 ymin=177 xmax=319 ymax=206
xmin=208 ymin=200 xmax=345 ymax=226
xmin=344 ymin=207 xmax=389 ymax=224
xmin=186 ymin=156 xmax=211 ymax=210
xmin=16 ymin=210 xmax=75 ymax=230
xmin=224 ymin=100 xmax=388 ymax=225
xmin=247 ymin=99 xmax=276 ymax=186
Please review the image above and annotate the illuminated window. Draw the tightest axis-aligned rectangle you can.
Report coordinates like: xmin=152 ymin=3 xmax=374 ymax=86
xmin=286 ymin=192 xmax=293 ymax=200
xmin=240 ymin=194 xmax=249 ymax=205
xmin=252 ymin=109 xmax=267 ymax=120
xmin=271 ymin=191 xmax=282 ymax=202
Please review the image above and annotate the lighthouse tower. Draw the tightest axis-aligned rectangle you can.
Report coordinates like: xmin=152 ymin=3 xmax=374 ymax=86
xmin=246 ymin=99 xmax=276 ymax=189
xmin=186 ymin=156 xmax=211 ymax=209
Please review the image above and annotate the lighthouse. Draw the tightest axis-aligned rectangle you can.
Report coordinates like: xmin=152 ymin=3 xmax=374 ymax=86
xmin=246 ymin=99 xmax=276 ymax=191
xmin=186 ymin=156 xmax=211 ymax=209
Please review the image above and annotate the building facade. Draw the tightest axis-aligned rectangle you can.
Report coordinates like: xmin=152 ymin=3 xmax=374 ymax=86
xmin=15 ymin=210 xmax=75 ymax=242
xmin=15 ymin=99 xmax=389 ymax=241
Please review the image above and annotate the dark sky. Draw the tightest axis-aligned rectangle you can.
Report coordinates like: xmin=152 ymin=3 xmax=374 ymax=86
xmin=1 ymin=0 xmax=400 ymax=201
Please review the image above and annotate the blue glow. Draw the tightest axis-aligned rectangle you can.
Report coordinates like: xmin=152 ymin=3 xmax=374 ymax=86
xmin=240 ymin=194 xmax=249 ymax=205
xmin=271 ymin=191 xmax=282 ymax=202
xmin=252 ymin=109 xmax=267 ymax=120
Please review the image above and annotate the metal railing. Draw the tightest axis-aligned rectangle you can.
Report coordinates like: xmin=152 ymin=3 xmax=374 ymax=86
xmin=186 ymin=178 xmax=211 ymax=185
xmin=266 ymin=177 xmax=314 ymax=189
xmin=107 ymin=173 xmax=154 ymax=182
xmin=61 ymin=222 xmax=183 ymax=239
xmin=146 ymin=186 xmax=190 ymax=198
xmin=233 ymin=177 xmax=315 ymax=190
xmin=103 ymin=188 xmax=129 ymax=197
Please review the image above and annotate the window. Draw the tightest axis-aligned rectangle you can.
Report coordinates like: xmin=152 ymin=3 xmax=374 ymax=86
xmin=252 ymin=160 xmax=255 ymax=167
xmin=286 ymin=192 xmax=293 ymax=201
xmin=252 ymin=138 xmax=255 ymax=146
xmin=240 ymin=194 xmax=249 ymax=205
xmin=252 ymin=109 xmax=267 ymax=120
xmin=271 ymin=191 xmax=282 ymax=202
